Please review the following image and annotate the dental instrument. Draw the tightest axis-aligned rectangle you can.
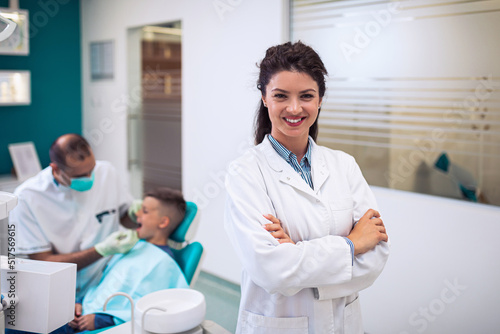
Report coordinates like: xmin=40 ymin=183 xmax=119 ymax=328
xmin=104 ymin=292 xmax=135 ymax=334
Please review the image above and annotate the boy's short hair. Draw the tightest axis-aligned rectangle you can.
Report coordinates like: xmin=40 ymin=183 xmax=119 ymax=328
xmin=144 ymin=187 xmax=186 ymax=235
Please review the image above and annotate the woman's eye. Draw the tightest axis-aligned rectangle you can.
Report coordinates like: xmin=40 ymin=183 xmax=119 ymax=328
xmin=273 ymin=93 xmax=286 ymax=99
xmin=301 ymin=94 xmax=314 ymax=99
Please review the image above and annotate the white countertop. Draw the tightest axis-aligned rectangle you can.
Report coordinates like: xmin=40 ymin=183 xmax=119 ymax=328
xmin=101 ymin=320 xmax=230 ymax=334
xmin=0 ymin=174 xmax=20 ymax=193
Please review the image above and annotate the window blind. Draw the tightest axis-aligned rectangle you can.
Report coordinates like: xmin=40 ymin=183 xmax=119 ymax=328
xmin=291 ymin=0 xmax=500 ymax=206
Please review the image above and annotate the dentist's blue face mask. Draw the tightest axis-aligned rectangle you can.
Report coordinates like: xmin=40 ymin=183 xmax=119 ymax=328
xmin=69 ymin=170 xmax=95 ymax=192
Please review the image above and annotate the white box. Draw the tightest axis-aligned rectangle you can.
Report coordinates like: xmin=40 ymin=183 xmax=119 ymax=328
xmin=1 ymin=256 xmax=76 ymax=333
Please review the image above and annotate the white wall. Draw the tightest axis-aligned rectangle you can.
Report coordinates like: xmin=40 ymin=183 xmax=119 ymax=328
xmin=81 ymin=1 xmax=500 ymax=332
xmin=80 ymin=0 xmax=286 ymax=283
xmin=362 ymin=187 xmax=500 ymax=333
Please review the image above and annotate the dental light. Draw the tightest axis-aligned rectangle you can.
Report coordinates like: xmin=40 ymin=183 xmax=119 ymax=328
xmin=0 ymin=14 xmax=16 ymax=42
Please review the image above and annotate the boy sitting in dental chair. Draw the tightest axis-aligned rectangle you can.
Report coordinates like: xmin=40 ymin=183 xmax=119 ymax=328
xmin=67 ymin=187 xmax=189 ymax=332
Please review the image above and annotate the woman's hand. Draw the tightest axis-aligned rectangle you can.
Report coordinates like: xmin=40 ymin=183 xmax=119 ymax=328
xmin=263 ymin=214 xmax=295 ymax=244
xmin=347 ymin=209 xmax=388 ymax=255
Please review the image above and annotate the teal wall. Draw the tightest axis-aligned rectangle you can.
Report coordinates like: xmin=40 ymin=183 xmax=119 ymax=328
xmin=0 ymin=0 xmax=81 ymax=175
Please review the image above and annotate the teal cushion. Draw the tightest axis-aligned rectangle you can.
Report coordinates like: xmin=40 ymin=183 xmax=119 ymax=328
xmin=170 ymin=202 xmax=198 ymax=243
xmin=172 ymin=242 xmax=203 ymax=285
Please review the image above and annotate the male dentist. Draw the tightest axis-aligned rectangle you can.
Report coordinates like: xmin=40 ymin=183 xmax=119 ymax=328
xmin=10 ymin=133 xmax=138 ymax=299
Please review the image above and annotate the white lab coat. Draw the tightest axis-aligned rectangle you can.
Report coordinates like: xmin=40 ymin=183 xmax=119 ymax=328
xmin=11 ymin=161 xmax=133 ymax=299
xmin=224 ymin=136 xmax=390 ymax=334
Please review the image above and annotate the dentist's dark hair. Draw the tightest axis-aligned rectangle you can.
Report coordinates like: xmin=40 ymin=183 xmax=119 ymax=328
xmin=254 ymin=41 xmax=328 ymax=145
xmin=49 ymin=133 xmax=92 ymax=171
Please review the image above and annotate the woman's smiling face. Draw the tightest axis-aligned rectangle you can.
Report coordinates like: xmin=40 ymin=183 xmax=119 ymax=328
xmin=262 ymin=71 xmax=322 ymax=146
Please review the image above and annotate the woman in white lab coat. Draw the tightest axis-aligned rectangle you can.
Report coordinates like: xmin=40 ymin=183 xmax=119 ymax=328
xmin=224 ymin=41 xmax=390 ymax=334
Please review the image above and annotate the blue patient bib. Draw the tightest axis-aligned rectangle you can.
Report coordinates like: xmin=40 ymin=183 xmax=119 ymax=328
xmin=82 ymin=240 xmax=189 ymax=323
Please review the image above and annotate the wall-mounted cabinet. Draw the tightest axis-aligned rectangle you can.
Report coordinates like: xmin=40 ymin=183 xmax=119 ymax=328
xmin=0 ymin=70 xmax=30 ymax=105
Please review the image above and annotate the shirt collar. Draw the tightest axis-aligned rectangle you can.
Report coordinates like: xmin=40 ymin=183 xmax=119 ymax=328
xmin=268 ymin=134 xmax=312 ymax=165
xmin=51 ymin=166 xmax=60 ymax=186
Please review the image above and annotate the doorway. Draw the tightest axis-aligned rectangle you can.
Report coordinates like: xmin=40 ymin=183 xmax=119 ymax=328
xmin=128 ymin=22 xmax=182 ymax=197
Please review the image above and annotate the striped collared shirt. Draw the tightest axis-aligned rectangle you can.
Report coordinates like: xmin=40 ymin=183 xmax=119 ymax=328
xmin=267 ymin=134 xmax=355 ymax=264
xmin=268 ymin=134 xmax=314 ymax=189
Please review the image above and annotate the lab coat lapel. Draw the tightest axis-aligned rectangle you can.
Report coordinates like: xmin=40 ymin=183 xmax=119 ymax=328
xmin=261 ymin=137 xmax=317 ymax=197
xmin=310 ymin=140 xmax=330 ymax=193
xmin=279 ymin=168 xmax=314 ymax=196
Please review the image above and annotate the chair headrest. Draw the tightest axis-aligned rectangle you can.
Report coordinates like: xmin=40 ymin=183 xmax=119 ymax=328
xmin=169 ymin=201 xmax=199 ymax=243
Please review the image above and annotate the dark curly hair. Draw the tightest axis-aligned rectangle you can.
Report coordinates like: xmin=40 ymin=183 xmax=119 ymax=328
xmin=254 ymin=41 xmax=328 ymax=144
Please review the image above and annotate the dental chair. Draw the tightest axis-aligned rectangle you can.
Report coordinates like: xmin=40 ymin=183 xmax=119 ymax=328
xmin=86 ymin=201 xmax=203 ymax=333
xmin=169 ymin=201 xmax=204 ymax=286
